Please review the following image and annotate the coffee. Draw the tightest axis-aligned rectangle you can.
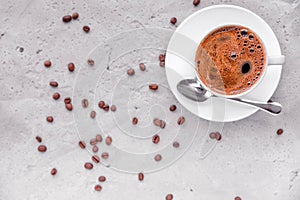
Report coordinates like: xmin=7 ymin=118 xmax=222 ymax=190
xmin=195 ymin=25 xmax=266 ymax=95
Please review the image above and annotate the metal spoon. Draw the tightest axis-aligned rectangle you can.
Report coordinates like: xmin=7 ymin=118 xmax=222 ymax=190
xmin=177 ymin=78 xmax=282 ymax=115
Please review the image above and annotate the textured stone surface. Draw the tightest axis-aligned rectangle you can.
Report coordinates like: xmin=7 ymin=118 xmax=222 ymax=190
xmin=0 ymin=0 xmax=300 ymax=200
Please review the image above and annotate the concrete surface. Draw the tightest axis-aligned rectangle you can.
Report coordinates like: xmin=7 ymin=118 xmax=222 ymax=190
xmin=0 ymin=0 xmax=300 ymax=200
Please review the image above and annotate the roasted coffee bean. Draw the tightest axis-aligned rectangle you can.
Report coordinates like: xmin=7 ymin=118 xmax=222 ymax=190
xmin=98 ymin=176 xmax=106 ymax=182
xmin=169 ymin=105 xmax=177 ymax=112
xmin=92 ymin=155 xmax=100 ymax=163
xmin=152 ymin=134 xmax=160 ymax=144
xmin=138 ymin=172 xmax=144 ymax=181
xmin=110 ymin=105 xmax=116 ymax=112
xmin=87 ymin=59 xmax=94 ymax=66
xmin=81 ymin=99 xmax=89 ymax=108
xmin=38 ymin=145 xmax=47 ymax=152
xmin=98 ymin=101 xmax=105 ymax=108
xmin=193 ymin=0 xmax=201 ymax=6
xmin=105 ymin=136 xmax=112 ymax=145
xmin=139 ymin=63 xmax=146 ymax=71
xmin=153 ymin=118 xmax=162 ymax=126
xmin=103 ymin=105 xmax=109 ymax=112
xmin=160 ymin=61 xmax=165 ymax=67
xmin=90 ymin=111 xmax=96 ymax=118
xmin=166 ymin=194 xmax=173 ymax=200
xmin=46 ymin=116 xmax=54 ymax=123
xmin=44 ymin=60 xmax=51 ymax=68
xmin=49 ymin=81 xmax=58 ymax=87
xmin=154 ymin=154 xmax=162 ymax=162
xmin=101 ymin=152 xmax=109 ymax=159
xmin=96 ymin=134 xmax=103 ymax=142
xmin=84 ymin=162 xmax=93 ymax=169
xmin=62 ymin=15 xmax=72 ymax=23
xmin=127 ymin=68 xmax=135 ymax=76
xmin=68 ymin=62 xmax=75 ymax=72
xmin=173 ymin=141 xmax=180 ymax=148
xmin=64 ymin=97 xmax=71 ymax=104
xmin=94 ymin=185 xmax=102 ymax=191
xmin=72 ymin=12 xmax=79 ymax=20
xmin=234 ymin=197 xmax=242 ymax=200
xmin=35 ymin=136 xmax=42 ymax=143
xmin=277 ymin=128 xmax=284 ymax=135
xmin=79 ymin=141 xmax=86 ymax=149
xmin=159 ymin=54 xmax=165 ymax=62
xmin=83 ymin=25 xmax=90 ymax=33
xmin=92 ymin=145 xmax=99 ymax=153
xmin=170 ymin=17 xmax=177 ymax=25
xmin=132 ymin=117 xmax=138 ymax=125
xmin=51 ymin=168 xmax=57 ymax=176
xmin=209 ymin=132 xmax=216 ymax=139
xmin=160 ymin=120 xmax=166 ymax=129
xmin=215 ymin=132 xmax=222 ymax=141
xmin=149 ymin=84 xmax=158 ymax=90
xmin=65 ymin=103 xmax=73 ymax=111
xmin=177 ymin=116 xmax=185 ymax=125
xmin=52 ymin=92 xmax=60 ymax=100
xmin=90 ymin=138 xmax=97 ymax=145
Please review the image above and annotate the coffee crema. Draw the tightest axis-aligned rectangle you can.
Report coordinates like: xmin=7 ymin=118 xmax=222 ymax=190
xmin=195 ymin=25 xmax=266 ymax=95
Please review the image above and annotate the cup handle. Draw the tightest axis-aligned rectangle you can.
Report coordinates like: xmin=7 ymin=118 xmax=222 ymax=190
xmin=268 ymin=55 xmax=285 ymax=65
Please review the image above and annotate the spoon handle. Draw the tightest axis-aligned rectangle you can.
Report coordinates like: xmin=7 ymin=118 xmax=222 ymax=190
xmin=231 ymin=98 xmax=282 ymax=115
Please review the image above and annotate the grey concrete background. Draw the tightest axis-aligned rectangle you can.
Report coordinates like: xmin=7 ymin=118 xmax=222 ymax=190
xmin=0 ymin=0 xmax=300 ymax=200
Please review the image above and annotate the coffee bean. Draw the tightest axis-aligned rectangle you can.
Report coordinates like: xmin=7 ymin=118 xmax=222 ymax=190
xmin=209 ymin=132 xmax=216 ymax=139
xmin=169 ymin=105 xmax=176 ymax=112
xmin=51 ymin=168 xmax=57 ymax=176
xmin=38 ymin=145 xmax=47 ymax=152
xmin=49 ymin=81 xmax=58 ymax=87
xmin=138 ymin=172 xmax=144 ymax=181
xmin=68 ymin=62 xmax=75 ymax=72
xmin=234 ymin=196 xmax=242 ymax=200
xmin=44 ymin=60 xmax=51 ymax=68
xmin=153 ymin=118 xmax=162 ymax=126
xmin=160 ymin=61 xmax=165 ymax=67
xmin=170 ymin=17 xmax=177 ymax=25
xmin=110 ymin=105 xmax=116 ymax=112
xmin=72 ymin=12 xmax=79 ymax=20
xmin=166 ymin=194 xmax=173 ymax=200
xmin=127 ymin=68 xmax=135 ymax=76
xmin=94 ymin=185 xmax=102 ymax=191
xmin=98 ymin=176 xmax=106 ymax=182
xmin=92 ymin=145 xmax=99 ymax=153
xmin=101 ymin=152 xmax=109 ymax=159
xmin=105 ymin=136 xmax=112 ymax=145
xmin=160 ymin=120 xmax=166 ymax=129
xmin=62 ymin=15 xmax=72 ymax=23
xmin=46 ymin=116 xmax=54 ymax=123
xmin=35 ymin=136 xmax=42 ymax=143
xmin=84 ymin=162 xmax=93 ymax=170
xmin=79 ymin=141 xmax=86 ymax=149
xmin=277 ymin=128 xmax=283 ymax=135
xmin=154 ymin=154 xmax=162 ymax=162
xmin=90 ymin=111 xmax=96 ymax=118
xmin=52 ymin=92 xmax=60 ymax=100
xmin=152 ymin=134 xmax=160 ymax=144
xmin=159 ymin=54 xmax=165 ymax=62
xmin=64 ymin=97 xmax=71 ymax=104
xmin=90 ymin=138 xmax=97 ymax=145
xmin=193 ymin=0 xmax=201 ymax=6
xmin=139 ymin=63 xmax=146 ymax=71
xmin=215 ymin=132 xmax=222 ymax=141
xmin=87 ymin=59 xmax=94 ymax=66
xmin=96 ymin=134 xmax=103 ymax=142
xmin=65 ymin=103 xmax=73 ymax=111
xmin=103 ymin=105 xmax=109 ymax=112
xmin=173 ymin=141 xmax=180 ymax=148
xmin=83 ymin=25 xmax=90 ymax=33
xmin=149 ymin=84 xmax=158 ymax=90
xmin=98 ymin=101 xmax=105 ymax=108
xmin=81 ymin=99 xmax=89 ymax=108
xmin=92 ymin=155 xmax=100 ymax=163
xmin=132 ymin=117 xmax=138 ymax=125
xmin=177 ymin=116 xmax=185 ymax=125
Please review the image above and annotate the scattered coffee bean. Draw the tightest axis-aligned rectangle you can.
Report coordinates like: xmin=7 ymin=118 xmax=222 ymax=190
xmin=170 ymin=17 xmax=177 ymax=25
xmin=169 ymin=105 xmax=177 ymax=112
xmin=83 ymin=25 xmax=90 ymax=33
xmin=38 ymin=145 xmax=47 ymax=152
xmin=68 ymin=62 xmax=75 ymax=72
xmin=44 ymin=60 xmax=52 ymax=68
xmin=98 ymin=101 xmax=105 ymax=108
xmin=154 ymin=154 xmax=162 ymax=162
xmin=90 ymin=138 xmax=97 ymax=145
xmin=139 ymin=63 xmax=146 ymax=71
xmin=101 ymin=152 xmax=109 ymax=159
xmin=94 ymin=185 xmax=102 ymax=191
xmin=64 ymin=97 xmax=71 ymax=104
xmin=52 ymin=92 xmax=60 ymax=100
xmin=35 ymin=136 xmax=42 ymax=143
xmin=87 ymin=59 xmax=94 ymax=66
xmin=92 ymin=145 xmax=99 ymax=153
xmin=138 ymin=172 xmax=144 ymax=181
xmin=79 ymin=141 xmax=86 ymax=149
xmin=110 ymin=105 xmax=117 ymax=112
xmin=152 ymin=134 xmax=160 ymax=144
xmin=92 ymin=155 xmax=100 ymax=163
xmin=72 ymin=12 xmax=79 ymax=20
xmin=51 ymin=168 xmax=57 ymax=176
xmin=234 ymin=196 xmax=242 ymax=200
xmin=46 ymin=116 xmax=54 ymax=123
xmin=132 ymin=117 xmax=139 ymax=125
xmin=149 ymin=84 xmax=159 ymax=90
xmin=277 ymin=128 xmax=284 ymax=135
xmin=103 ymin=105 xmax=110 ymax=111
xmin=90 ymin=111 xmax=96 ymax=118
xmin=84 ymin=162 xmax=93 ymax=170
xmin=62 ymin=15 xmax=72 ymax=23
xmin=160 ymin=61 xmax=165 ymax=67
xmin=166 ymin=194 xmax=174 ymax=200
xmin=160 ymin=120 xmax=166 ymax=129
xmin=127 ymin=68 xmax=135 ymax=76
xmin=98 ymin=176 xmax=106 ymax=182
xmin=215 ymin=132 xmax=222 ymax=141
xmin=49 ymin=81 xmax=58 ymax=87
xmin=159 ymin=54 xmax=165 ymax=62
xmin=209 ymin=132 xmax=216 ymax=139
xmin=193 ymin=0 xmax=201 ymax=6
xmin=96 ymin=134 xmax=103 ymax=142
xmin=153 ymin=118 xmax=162 ymax=126
xmin=177 ymin=116 xmax=185 ymax=125
xmin=65 ymin=103 xmax=73 ymax=111
xmin=81 ymin=99 xmax=89 ymax=108
xmin=173 ymin=141 xmax=180 ymax=148
xmin=105 ymin=136 xmax=112 ymax=145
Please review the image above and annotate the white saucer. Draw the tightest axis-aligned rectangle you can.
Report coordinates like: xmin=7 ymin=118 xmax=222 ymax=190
xmin=165 ymin=5 xmax=283 ymax=122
